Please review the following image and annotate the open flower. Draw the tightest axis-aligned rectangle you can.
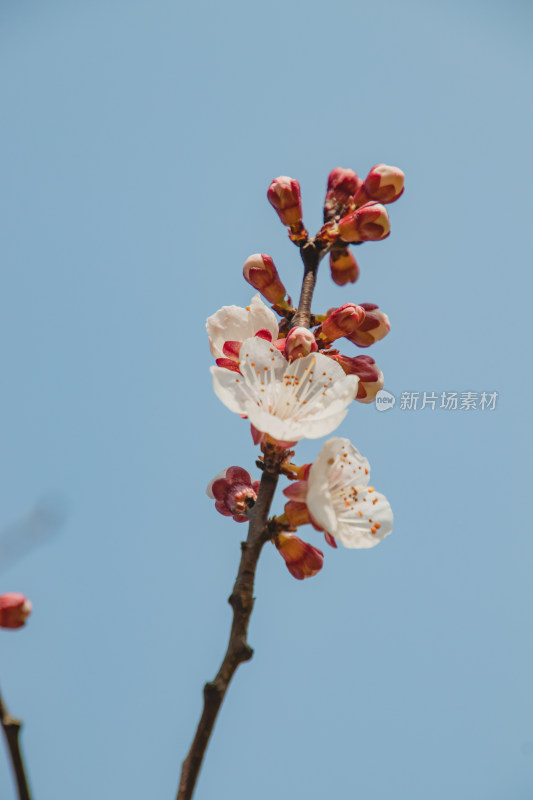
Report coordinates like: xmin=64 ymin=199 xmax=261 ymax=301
xmin=207 ymin=467 xmax=260 ymax=522
xmin=307 ymin=438 xmax=393 ymax=548
xmin=206 ymin=295 xmax=279 ymax=363
xmin=211 ymin=337 xmax=358 ymax=442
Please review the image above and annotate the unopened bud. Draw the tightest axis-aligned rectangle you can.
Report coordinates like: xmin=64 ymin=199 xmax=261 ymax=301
xmin=338 ymin=202 xmax=390 ymax=243
xmin=267 ymin=176 xmax=303 ymax=227
xmin=284 ymin=327 xmax=317 ymax=361
xmin=359 ymin=163 xmax=405 ymax=204
xmin=348 ymin=303 xmax=390 ymax=347
xmin=329 ymin=248 xmax=360 ymax=286
xmin=207 ymin=467 xmax=260 ymax=523
xmin=0 ymin=593 xmax=32 ymax=630
xmin=332 ymin=354 xmax=384 ymax=403
xmin=275 ymin=532 xmax=324 ymax=580
xmin=243 ymin=254 xmax=287 ymax=305
xmin=319 ymin=303 xmax=366 ymax=343
xmin=324 ymin=167 xmax=363 ymax=218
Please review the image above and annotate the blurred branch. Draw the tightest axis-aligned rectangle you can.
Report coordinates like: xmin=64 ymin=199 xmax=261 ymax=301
xmin=0 ymin=498 xmax=66 ymax=573
xmin=0 ymin=688 xmax=32 ymax=800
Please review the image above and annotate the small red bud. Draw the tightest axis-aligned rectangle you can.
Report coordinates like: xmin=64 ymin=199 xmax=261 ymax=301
xmin=243 ymin=254 xmax=287 ymax=305
xmin=329 ymin=249 xmax=360 ymax=286
xmin=362 ymin=163 xmax=405 ymax=204
xmin=284 ymin=327 xmax=318 ymax=361
xmin=338 ymin=202 xmax=390 ymax=243
xmin=267 ymin=176 xmax=303 ymax=227
xmin=348 ymin=303 xmax=390 ymax=348
xmin=0 ymin=593 xmax=32 ymax=630
xmin=324 ymin=167 xmax=363 ymax=218
xmin=275 ymin=533 xmax=324 ymax=580
xmin=331 ymin=353 xmax=384 ymax=402
xmin=319 ymin=303 xmax=366 ymax=343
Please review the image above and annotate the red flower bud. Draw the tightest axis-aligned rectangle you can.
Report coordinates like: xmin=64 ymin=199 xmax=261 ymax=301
xmin=284 ymin=326 xmax=318 ymax=361
xmin=275 ymin=533 xmax=324 ymax=580
xmin=362 ymin=163 xmax=405 ymax=204
xmin=324 ymin=167 xmax=363 ymax=218
xmin=267 ymin=176 xmax=303 ymax=227
xmin=338 ymin=202 xmax=390 ymax=243
xmin=329 ymin=248 xmax=360 ymax=286
xmin=319 ymin=303 xmax=366 ymax=343
xmin=243 ymin=254 xmax=287 ymax=305
xmin=348 ymin=303 xmax=390 ymax=348
xmin=0 ymin=593 xmax=32 ymax=630
xmin=207 ymin=467 xmax=260 ymax=522
xmin=331 ymin=354 xmax=384 ymax=403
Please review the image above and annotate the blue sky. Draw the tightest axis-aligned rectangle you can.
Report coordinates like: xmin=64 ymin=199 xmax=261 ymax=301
xmin=1 ymin=1 xmax=532 ymax=798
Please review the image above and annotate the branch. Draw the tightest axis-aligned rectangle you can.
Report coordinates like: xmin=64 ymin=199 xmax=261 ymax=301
xmin=176 ymin=460 xmax=281 ymax=800
xmin=0 ymin=689 xmax=32 ymax=800
xmin=291 ymin=240 xmax=329 ymax=329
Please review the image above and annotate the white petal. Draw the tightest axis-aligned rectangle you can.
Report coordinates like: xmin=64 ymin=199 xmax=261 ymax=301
xmin=206 ymin=295 xmax=278 ymax=359
xmin=335 ymin=488 xmax=393 ymax=549
xmin=206 ymin=469 xmax=228 ymax=498
xmin=211 ymin=365 xmax=256 ymax=414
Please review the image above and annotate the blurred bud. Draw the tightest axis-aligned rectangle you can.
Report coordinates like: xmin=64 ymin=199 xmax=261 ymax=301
xmin=284 ymin=327 xmax=318 ymax=361
xmin=0 ymin=593 xmax=32 ymax=630
xmin=275 ymin=532 xmax=324 ymax=580
xmin=357 ymin=163 xmax=405 ymax=205
xmin=324 ymin=167 xmax=363 ymax=218
xmin=243 ymin=254 xmax=287 ymax=305
xmin=329 ymin=248 xmax=360 ymax=286
xmin=206 ymin=467 xmax=260 ymax=522
xmin=331 ymin=353 xmax=384 ymax=403
xmin=319 ymin=303 xmax=366 ymax=343
xmin=348 ymin=303 xmax=390 ymax=347
xmin=267 ymin=176 xmax=303 ymax=227
xmin=338 ymin=202 xmax=390 ymax=243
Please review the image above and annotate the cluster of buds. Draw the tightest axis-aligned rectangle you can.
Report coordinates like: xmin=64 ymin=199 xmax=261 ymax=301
xmin=207 ymin=163 xmax=403 ymax=580
xmin=0 ymin=592 xmax=32 ymax=630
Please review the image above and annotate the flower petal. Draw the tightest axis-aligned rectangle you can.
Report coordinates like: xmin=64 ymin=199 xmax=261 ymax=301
xmin=207 ymin=295 xmax=278 ymax=359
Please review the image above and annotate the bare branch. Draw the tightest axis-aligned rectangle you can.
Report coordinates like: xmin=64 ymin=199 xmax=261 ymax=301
xmin=0 ymin=688 xmax=32 ymax=800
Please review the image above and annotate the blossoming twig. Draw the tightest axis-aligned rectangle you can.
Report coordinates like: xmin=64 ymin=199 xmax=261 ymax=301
xmin=0 ymin=688 xmax=32 ymax=800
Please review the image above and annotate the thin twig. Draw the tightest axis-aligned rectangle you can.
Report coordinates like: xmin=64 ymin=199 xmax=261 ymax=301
xmin=0 ymin=688 xmax=32 ymax=800
xmin=177 ymin=462 xmax=281 ymax=800
xmin=291 ymin=240 xmax=328 ymax=329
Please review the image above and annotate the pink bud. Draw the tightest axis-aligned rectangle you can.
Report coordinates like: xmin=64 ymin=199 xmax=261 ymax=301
xmin=362 ymin=163 xmax=405 ymax=204
xmin=284 ymin=327 xmax=318 ymax=361
xmin=348 ymin=303 xmax=390 ymax=348
xmin=267 ymin=176 xmax=303 ymax=227
xmin=331 ymin=353 xmax=384 ymax=403
xmin=243 ymin=253 xmax=287 ymax=305
xmin=338 ymin=202 xmax=390 ymax=243
xmin=0 ymin=593 xmax=32 ymax=630
xmin=329 ymin=248 xmax=360 ymax=286
xmin=207 ymin=467 xmax=260 ymax=523
xmin=319 ymin=303 xmax=366 ymax=343
xmin=275 ymin=533 xmax=324 ymax=580
xmin=324 ymin=167 xmax=363 ymax=217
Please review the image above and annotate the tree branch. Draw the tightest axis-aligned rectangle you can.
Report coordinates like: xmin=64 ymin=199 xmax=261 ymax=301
xmin=176 ymin=461 xmax=281 ymax=800
xmin=0 ymin=689 xmax=32 ymax=800
xmin=291 ymin=240 xmax=328 ymax=329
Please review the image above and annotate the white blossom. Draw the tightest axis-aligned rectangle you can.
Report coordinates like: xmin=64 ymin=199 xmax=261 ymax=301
xmin=306 ymin=437 xmax=393 ymax=548
xmin=211 ymin=337 xmax=358 ymax=442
